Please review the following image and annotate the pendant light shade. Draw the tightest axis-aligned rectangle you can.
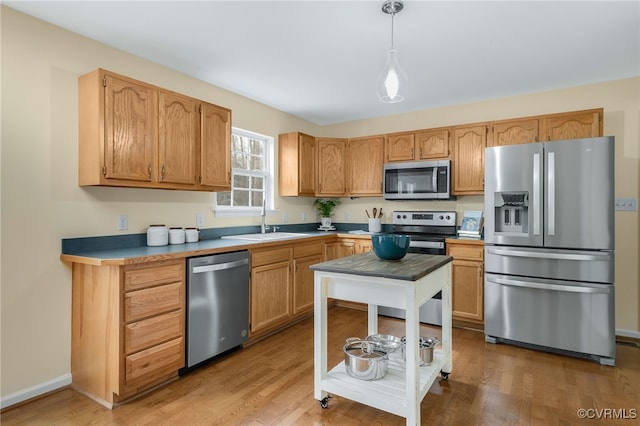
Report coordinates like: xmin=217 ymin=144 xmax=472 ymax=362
xmin=377 ymin=0 xmax=406 ymax=103
xmin=376 ymin=49 xmax=407 ymax=103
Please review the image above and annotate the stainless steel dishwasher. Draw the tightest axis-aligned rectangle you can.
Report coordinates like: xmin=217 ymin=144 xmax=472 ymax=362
xmin=185 ymin=250 xmax=250 ymax=369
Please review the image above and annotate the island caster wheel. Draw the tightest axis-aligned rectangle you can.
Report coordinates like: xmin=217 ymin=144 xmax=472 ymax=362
xmin=319 ymin=395 xmax=332 ymax=409
xmin=441 ymin=371 xmax=450 ymax=381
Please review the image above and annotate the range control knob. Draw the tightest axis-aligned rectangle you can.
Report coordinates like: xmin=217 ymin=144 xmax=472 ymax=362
xmin=446 ymin=215 xmax=451 ymax=220
xmin=439 ymin=215 xmax=444 ymax=220
xmin=402 ymin=214 xmax=407 ymax=219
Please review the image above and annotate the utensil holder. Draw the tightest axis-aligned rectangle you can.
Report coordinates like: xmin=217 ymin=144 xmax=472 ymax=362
xmin=368 ymin=218 xmax=381 ymax=233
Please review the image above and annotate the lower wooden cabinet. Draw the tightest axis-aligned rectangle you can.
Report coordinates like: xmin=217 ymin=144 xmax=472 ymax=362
xmin=70 ymin=259 xmax=185 ymax=408
xmin=446 ymin=239 xmax=484 ymax=324
xmin=249 ymin=241 xmax=323 ymax=336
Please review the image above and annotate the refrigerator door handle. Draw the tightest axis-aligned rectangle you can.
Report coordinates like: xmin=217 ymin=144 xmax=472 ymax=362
xmin=486 ymin=247 xmax=612 ymax=262
xmin=486 ymin=275 xmax=611 ymax=294
xmin=547 ymin=151 xmax=555 ymax=235
xmin=532 ymin=153 xmax=541 ymax=235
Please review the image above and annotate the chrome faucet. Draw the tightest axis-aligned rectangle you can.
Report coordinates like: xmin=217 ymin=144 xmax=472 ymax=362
xmin=260 ymin=199 xmax=268 ymax=233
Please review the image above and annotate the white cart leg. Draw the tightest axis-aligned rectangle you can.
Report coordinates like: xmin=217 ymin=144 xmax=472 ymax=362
xmin=314 ymin=273 xmax=329 ymax=401
xmin=367 ymin=303 xmax=379 ymax=336
xmin=441 ymin=263 xmax=453 ymax=374
xmin=404 ymin=287 xmax=420 ymax=426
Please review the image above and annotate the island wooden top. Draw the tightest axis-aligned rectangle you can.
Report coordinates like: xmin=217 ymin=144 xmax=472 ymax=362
xmin=310 ymin=252 xmax=452 ymax=281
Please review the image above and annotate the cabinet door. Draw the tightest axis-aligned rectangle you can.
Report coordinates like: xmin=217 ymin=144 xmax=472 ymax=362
xmin=541 ymin=110 xmax=601 ymax=142
xmin=355 ymin=239 xmax=373 ymax=254
xmin=250 ymin=260 xmax=292 ymax=333
xmin=104 ymin=75 xmax=157 ymax=182
xmin=200 ymin=102 xmax=231 ymax=188
xmin=347 ymin=137 xmax=384 ymax=196
xmin=324 ymin=240 xmax=356 ymax=261
xmin=158 ymin=92 xmax=198 ymax=185
xmin=452 ymin=125 xmax=487 ymax=194
xmin=293 ymin=254 xmax=323 ymax=316
xmin=489 ymin=119 xmax=539 ymax=147
xmin=416 ymin=129 xmax=450 ymax=159
xmin=317 ymin=138 xmax=347 ymax=196
xmin=278 ymin=132 xmax=316 ymax=196
xmin=451 ymin=259 xmax=484 ymax=322
xmin=386 ymin=133 xmax=415 ymax=162
xmin=299 ymin=134 xmax=317 ymax=196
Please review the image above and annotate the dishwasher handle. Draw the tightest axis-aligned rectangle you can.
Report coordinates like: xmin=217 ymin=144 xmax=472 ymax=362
xmin=486 ymin=275 xmax=612 ymax=294
xmin=192 ymin=258 xmax=249 ymax=274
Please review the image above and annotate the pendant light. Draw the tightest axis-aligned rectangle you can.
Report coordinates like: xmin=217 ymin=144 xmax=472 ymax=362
xmin=376 ymin=0 xmax=407 ymax=103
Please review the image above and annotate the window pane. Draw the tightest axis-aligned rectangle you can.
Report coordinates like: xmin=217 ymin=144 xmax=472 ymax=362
xmin=233 ymin=190 xmax=250 ymax=206
xmin=251 ymin=191 xmax=264 ymax=207
xmin=250 ymin=139 xmax=264 ymax=156
xmin=232 ymin=153 xmax=247 ymax=169
xmin=232 ymin=134 xmax=242 ymax=151
xmin=252 ymin=176 xmax=264 ymax=190
xmin=250 ymin=155 xmax=264 ymax=171
xmin=217 ymin=191 xmax=231 ymax=206
xmin=235 ymin=174 xmax=249 ymax=189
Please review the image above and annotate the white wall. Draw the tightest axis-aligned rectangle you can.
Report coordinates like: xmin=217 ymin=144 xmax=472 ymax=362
xmin=1 ymin=6 xmax=638 ymax=406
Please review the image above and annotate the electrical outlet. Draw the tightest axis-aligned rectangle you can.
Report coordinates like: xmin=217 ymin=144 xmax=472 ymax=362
xmin=615 ymin=197 xmax=638 ymax=211
xmin=282 ymin=211 xmax=288 ymax=223
xmin=301 ymin=211 xmax=307 ymax=221
xmin=196 ymin=212 xmax=204 ymax=227
xmin=344 ymin=211 xmax=351 ymax=221
xmin=117 ymin=215 xmax=128 ymax=231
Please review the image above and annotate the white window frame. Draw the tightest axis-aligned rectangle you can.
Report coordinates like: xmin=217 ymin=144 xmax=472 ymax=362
xmin=213 ymin=127 xmax=275 ymax=217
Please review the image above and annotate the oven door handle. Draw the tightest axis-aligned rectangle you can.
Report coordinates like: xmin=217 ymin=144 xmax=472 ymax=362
xmin=409 ymin=241 xmax=444 ymax=249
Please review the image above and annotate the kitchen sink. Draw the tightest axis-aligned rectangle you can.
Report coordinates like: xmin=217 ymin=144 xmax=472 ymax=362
xmin=221 ymin=232 xmax=310 ymax=242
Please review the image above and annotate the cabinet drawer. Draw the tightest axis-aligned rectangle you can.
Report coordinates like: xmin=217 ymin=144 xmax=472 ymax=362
xmin=125 ymin=310 xmax=184 ymax=354
xmin=124 ymin=261 xmax=184 ymax=292
xmin=251 ymin=247 xmax=291 ymax=267
xmin=293 ymin=242 xmax=323 ymax=258
xmin=447 ymin=244 xmax=484 ymax=261
xmin=124 ymin=282 xmax=183 ymax=323
xmin=125 ymin=337 xmax=184 ymax=387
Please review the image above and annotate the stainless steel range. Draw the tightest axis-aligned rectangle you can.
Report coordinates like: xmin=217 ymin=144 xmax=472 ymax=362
xmin=378 ymin=210 xmax=457 ymax=326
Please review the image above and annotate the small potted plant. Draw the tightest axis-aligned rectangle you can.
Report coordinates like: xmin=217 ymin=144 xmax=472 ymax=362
xmin=314 ymin=198 xmax=341 ymax=228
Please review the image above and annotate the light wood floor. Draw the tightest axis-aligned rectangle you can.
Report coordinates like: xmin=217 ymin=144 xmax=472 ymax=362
xmin=3 ymin=307 xmax=639 ymax=425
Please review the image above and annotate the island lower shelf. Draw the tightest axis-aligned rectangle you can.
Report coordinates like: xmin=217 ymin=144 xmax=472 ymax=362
xmin=321 ymin=350 xmax=445 ymax=418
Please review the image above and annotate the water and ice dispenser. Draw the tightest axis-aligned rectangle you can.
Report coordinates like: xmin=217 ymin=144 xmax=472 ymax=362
xmin=493 ymin=192 xmax=529 ymax=234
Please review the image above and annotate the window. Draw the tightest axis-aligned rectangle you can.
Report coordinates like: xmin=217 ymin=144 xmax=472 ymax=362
xmin=214 ymin=128 xmax=274 ymax=216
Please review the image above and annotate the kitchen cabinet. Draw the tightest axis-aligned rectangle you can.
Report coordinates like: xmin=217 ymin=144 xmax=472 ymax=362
xmin=316 ymin=138 xmax=347 ymax=196
xmin=489 ymin=118 xmax=540 ymax=146
xmin=200 ymin=102 xmax=232 ymax=189
xmin=347 ymin=136 xmax=384 ymax=196
xmin=452 ymin=124 xmax=488 ymax=195
xmin=446 ymin=239 xmax=484 ymax=324
xmin=250 ymin=241 xmax=324 ymax=335
xmin=278 ymin=132 xmax=316 ymax=196
xmin=385 ymin=128 xmax=450 ymax=162
xmin=78 ymin=68 xmax=231 ymax=191
xmin=541 ymin=109 xmax=602 ymax=141
xmin=71 ymin=259 xmax=185 ymax=408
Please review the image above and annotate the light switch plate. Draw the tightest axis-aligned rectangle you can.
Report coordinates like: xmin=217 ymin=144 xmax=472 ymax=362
xmin=117 ymin=215 xmax=128 ymax=231
xmin=196 ymin=213 xmax=204 ymax=227
xmin=615 ymin=197 xmax=637 ymax=211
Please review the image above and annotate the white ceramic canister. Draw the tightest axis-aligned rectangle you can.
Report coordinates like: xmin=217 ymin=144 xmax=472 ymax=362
xmin=185 ymin=227 xmax=199 ymax=243
xmin=147 ymin=225 xmax=169 ymax=246
xmin=169 ymin=227 xmax=186 ymax=244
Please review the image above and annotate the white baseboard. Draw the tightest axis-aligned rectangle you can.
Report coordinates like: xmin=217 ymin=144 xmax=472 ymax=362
xmin=0 ymin=374 xmax=71 ymax=410
xmin=616 ymin=328 xmax=640 ymax=340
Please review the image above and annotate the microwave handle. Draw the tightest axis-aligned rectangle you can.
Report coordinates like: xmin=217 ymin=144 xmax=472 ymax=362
xmin=432 ymin=168 xmax=438 ymax=191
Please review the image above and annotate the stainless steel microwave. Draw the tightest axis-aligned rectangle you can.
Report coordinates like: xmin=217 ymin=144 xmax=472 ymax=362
xmin=383 ymin=160 xmax=452 ymax=200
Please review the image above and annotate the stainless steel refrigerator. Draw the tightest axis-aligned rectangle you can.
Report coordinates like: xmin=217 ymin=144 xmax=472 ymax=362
xmin=484 ymin=136 xmax=615 ymax=365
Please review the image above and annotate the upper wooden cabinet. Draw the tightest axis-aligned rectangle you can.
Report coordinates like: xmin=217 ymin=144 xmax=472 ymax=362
xmin=452 ymin=124 xmax=487 ymax=195
xmin=540 ymin=109 xmax=602 ymax=141
xmin=278 ymin=132 xmax=316 ymax=196
xmin=78 ymin=68 xmax=231 ymax=191
xmin=347 ymin=136 xmax=384 ymax=196
xmin=385 ymin=128 xmax=450 ymax=162
xmin=489 ymin=118 xmax=540 ymax=147
xmin=489 ymin=109 xmax=602 ymax=147
xmin=316 ymin=138 xmax=347 ymax=196
xmin=200 ymin=102 xmax=232 ymax=189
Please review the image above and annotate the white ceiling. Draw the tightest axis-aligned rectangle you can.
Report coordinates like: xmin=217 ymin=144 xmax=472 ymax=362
xmin=5 ymin=0 xmax=640 ymax=125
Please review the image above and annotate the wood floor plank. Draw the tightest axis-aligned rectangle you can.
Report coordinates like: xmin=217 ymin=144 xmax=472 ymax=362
xmin=2 ymin=306 xmax=639 ymax=425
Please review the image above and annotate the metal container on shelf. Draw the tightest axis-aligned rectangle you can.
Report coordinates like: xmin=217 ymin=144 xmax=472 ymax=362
xmin=343 ymin=337 xmax=388 ymax=380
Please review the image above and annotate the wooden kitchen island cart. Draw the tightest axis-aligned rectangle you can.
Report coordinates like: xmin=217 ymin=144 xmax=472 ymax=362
xmin=311 ymin=252 xmax=453 ymax=426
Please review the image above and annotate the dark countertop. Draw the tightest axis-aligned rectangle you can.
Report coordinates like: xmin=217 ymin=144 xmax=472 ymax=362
xmin=310 ymin=252 xmax=452 ymax=281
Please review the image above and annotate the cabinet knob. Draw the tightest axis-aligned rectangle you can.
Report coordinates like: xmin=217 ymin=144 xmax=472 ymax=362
xmin=161 ymin=164 xmax=166 ymax=180
xmin=147 ymin=163 xmax=152 ymax=179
